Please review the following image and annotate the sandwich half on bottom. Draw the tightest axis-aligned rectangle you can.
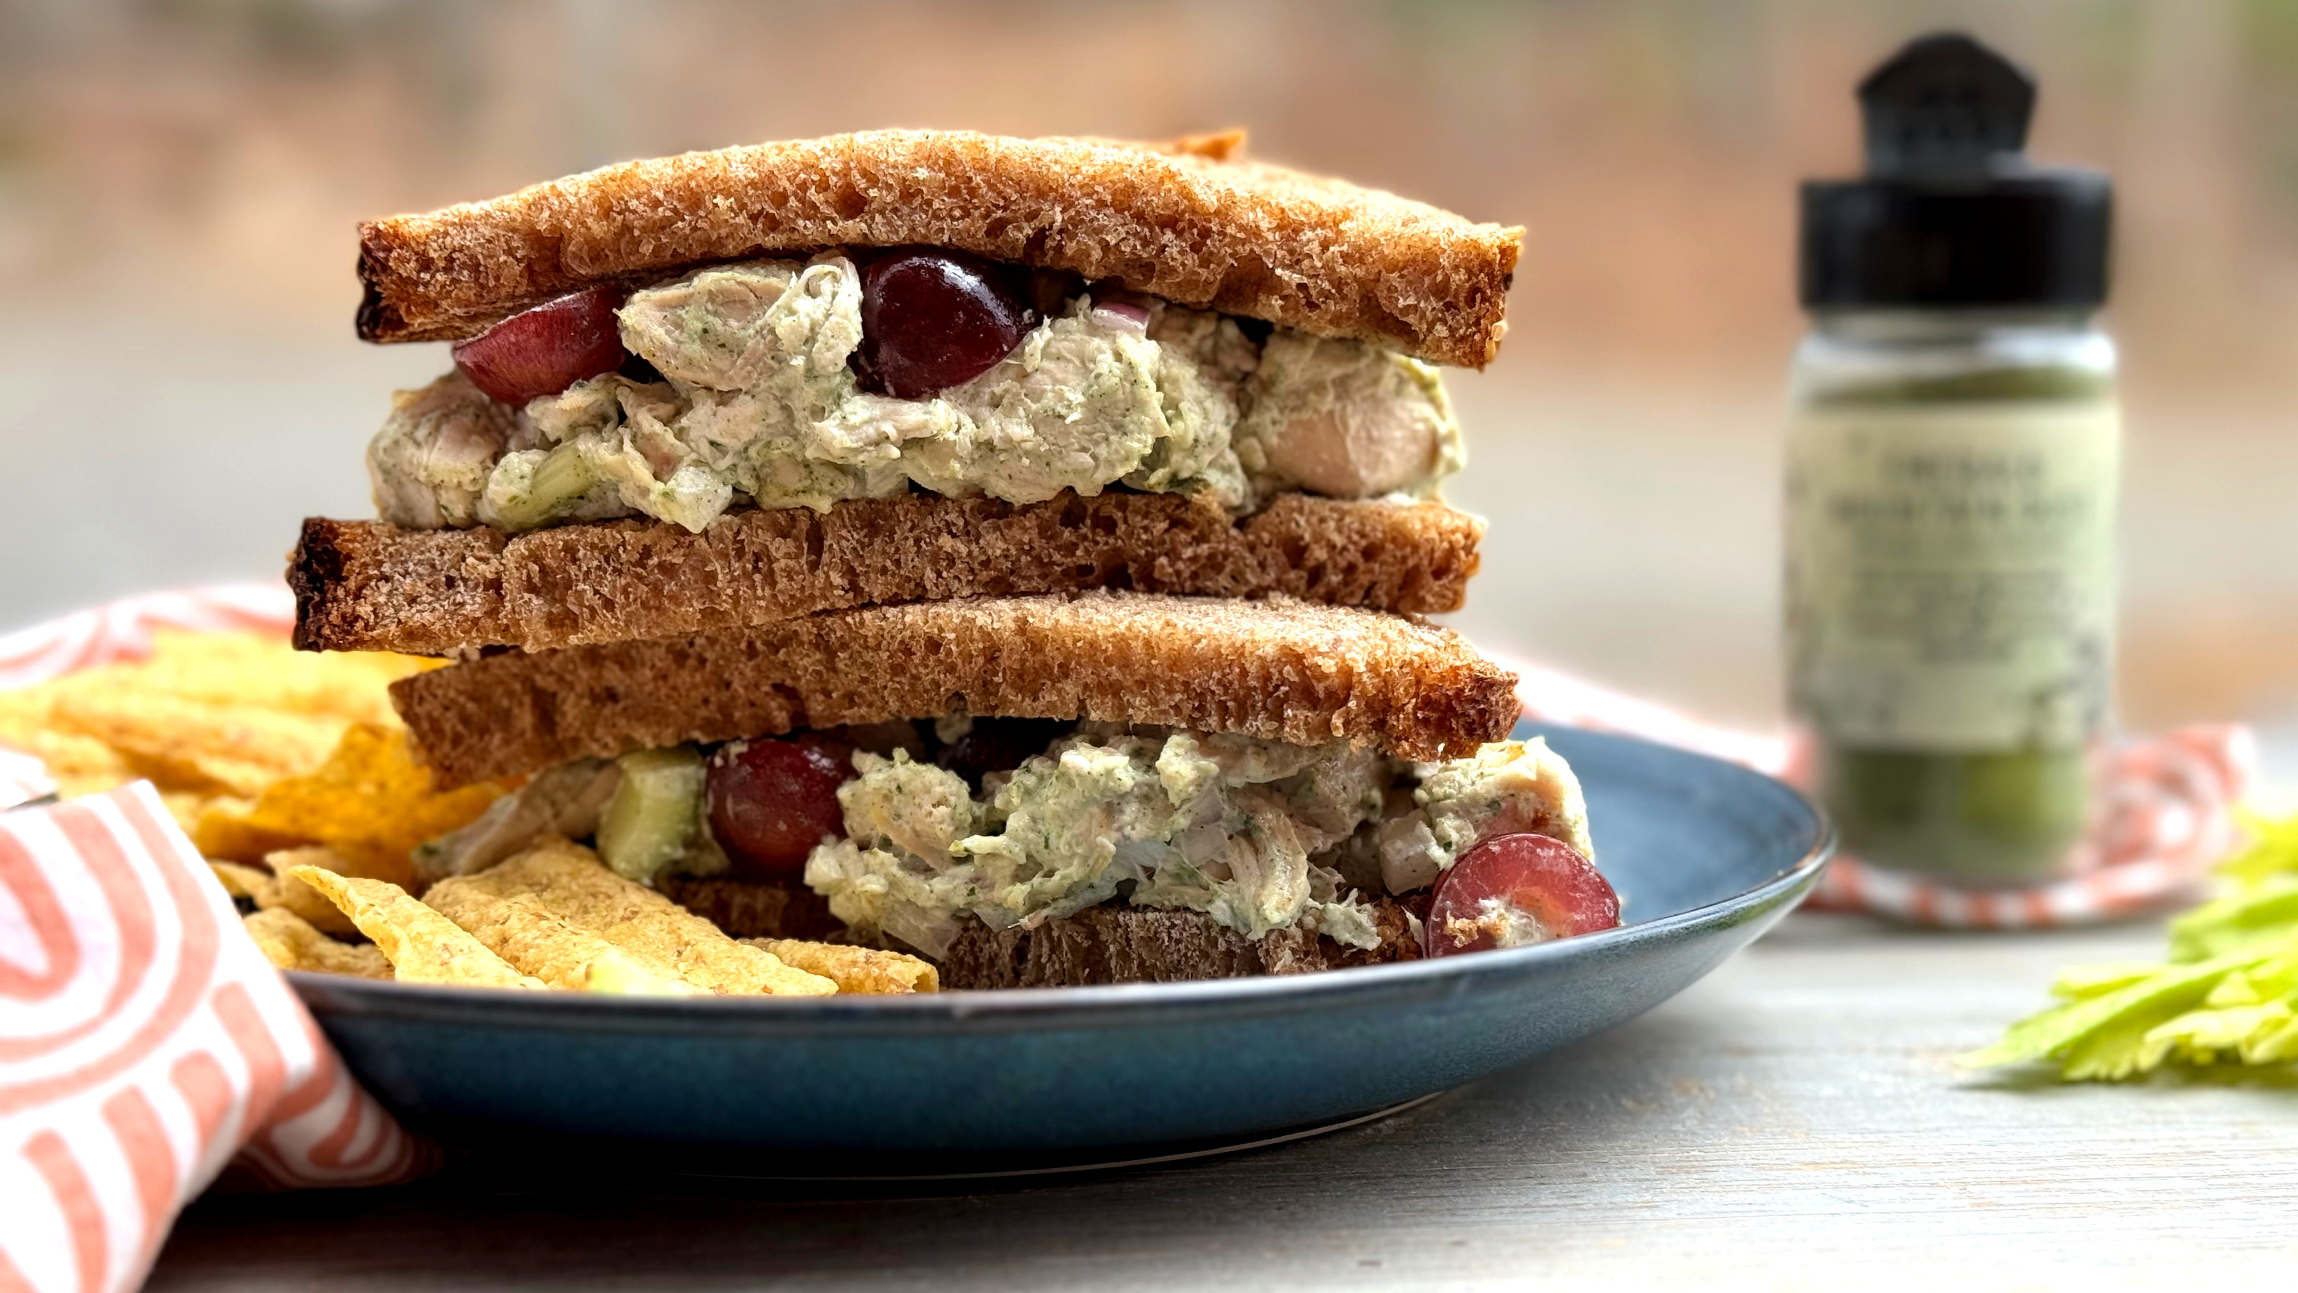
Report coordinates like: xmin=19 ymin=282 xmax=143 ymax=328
xmin=392 ymin=592 xmax=1620 ymax=989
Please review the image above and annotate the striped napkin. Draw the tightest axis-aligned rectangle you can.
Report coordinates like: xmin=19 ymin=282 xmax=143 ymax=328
xmin=0 ymin=587 xmax=2256 ymax=1293
xmin=1 ymin=783 xmax=430 ymax=1293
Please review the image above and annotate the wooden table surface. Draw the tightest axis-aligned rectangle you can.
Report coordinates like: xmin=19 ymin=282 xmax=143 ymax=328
xmin=145 ymin=911 xmax=2298 ymax=1289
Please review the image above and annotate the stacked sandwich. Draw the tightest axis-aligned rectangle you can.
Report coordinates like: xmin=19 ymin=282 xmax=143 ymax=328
xmin=290 ymin=129 xmax=1619 ymax=989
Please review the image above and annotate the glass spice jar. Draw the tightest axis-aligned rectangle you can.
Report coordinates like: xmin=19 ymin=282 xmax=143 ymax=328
xmin=1785 ymin=33 xmax=2118 ymax=885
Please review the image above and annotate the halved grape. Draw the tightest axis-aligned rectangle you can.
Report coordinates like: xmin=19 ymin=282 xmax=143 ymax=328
xmin=1423 ymin=833 xmax=1619 ymax=956
xmin=704 ymin=734 xmax=854 ymax=880
xmin=851 ymin=249 xmax=1034 ymax=398
xmin=452 ymin=288 xmax=629 ymax=405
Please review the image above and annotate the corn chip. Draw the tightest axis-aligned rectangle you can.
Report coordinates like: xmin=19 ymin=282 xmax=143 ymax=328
xmin=288 ymin=866 xmax=540 ymax=989
xmin=51 ymin=692 xmax=348 ymax=795
xmin=240 ymin=908 xmax=393 ymax=979
xmin=744 ymin=938 xmax=939 ymax=994
xmin=582 ymin=950 xmax=698 ymax=996
xmin=237 ymin=724 xmax=502 ymax=888
xmin=463 ymin=839 xmax=833 ymax=996
xmin=424 ymin=879 xmax=674 ymax=990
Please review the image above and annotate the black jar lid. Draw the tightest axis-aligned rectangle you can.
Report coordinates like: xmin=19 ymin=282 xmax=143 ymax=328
xmin=1799 ymin=32 xmax=2111 ymax=309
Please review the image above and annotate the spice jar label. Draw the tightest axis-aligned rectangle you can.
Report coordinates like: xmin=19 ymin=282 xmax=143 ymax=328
xmin=1785 ymin=398 xmax=2119 ymax=750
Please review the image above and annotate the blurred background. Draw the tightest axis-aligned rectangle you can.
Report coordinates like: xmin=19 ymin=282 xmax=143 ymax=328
xmin=2 ymin=0 xmax=2294 ymax=749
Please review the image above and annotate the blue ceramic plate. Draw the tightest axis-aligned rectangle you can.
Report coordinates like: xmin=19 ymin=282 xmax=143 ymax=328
xmin=291 ymin=722 xmax=1830 ymax=1172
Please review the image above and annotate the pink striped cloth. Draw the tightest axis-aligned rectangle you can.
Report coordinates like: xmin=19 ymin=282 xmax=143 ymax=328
xmin=0 ymin=587 xmax=2257 ymax=1293
xmin=0 ymin=783 xmax=431 ymax=1293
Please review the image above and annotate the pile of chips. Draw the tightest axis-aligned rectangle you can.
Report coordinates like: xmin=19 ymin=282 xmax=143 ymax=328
xmin=1 ymin=630 xmax=936 ymax=996
xmin=0 ymin=629 xmax=430 ymax=805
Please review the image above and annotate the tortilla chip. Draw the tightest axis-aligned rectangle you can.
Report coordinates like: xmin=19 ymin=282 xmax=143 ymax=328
xmin=44 ymin=758 xmax=142 ymax=801
xmin=287 ymin=866 xmax=540 ymax=989
xmin=2 ymin=678 xmax=202 ymax=797
xmin=212 ymin=845 xmax=399 ymax=940
xmin=50 ymin=692 xmax=348 ymax=796
xmin=240 ymin=908 xmax=393 ymax=979
xmin=193 ymin=796 xmax=308 ymax=864
xmin=0 ymin=629 xmax=439 ymax=815
xmin=209 ymin=854 xmax=360 ymax=938
xmin=130 ymin=630 xmax=436 ymax=725
xmin=467 ymin=839 xmax=834 ymax=996
xmin=0 ymin=674 xmax=98 ymax=749
xmin=0 ymin=712 xmax=139 ymax=798
xmin=0 ymin=688 xmax=47 ymax=733
xmin=263 ymin=845 xmax=390 ymax=937
xmin=582 ymin=949 xmax=698 ymax=996
xmin=423 ymin=879 xmax=670 ymax=990
xmin=208 ymin=860 xmax=277 ymax=903
xmin=158 ymin=790 xmax=214 ymax=838
xmin=745 ymin=939 xmax=939 ymax=994
xmin=237 ymin=724 xmax=502 ymax=888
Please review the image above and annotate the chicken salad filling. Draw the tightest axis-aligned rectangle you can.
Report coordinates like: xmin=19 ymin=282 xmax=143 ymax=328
xmin=369 ymin=251 xmax=1466 ymax=534
xmin=414 ymin=717 xmax=1591 ymax=960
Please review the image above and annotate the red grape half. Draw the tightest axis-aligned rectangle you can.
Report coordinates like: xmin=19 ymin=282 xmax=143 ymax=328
xmin=1423 ymin=833 xmax=1619 ymax=956
xmin=852 ymin=249 xmax=1033 ymax=398
xmin=452 ymin=288 xmax=630 ymax=405
xmin=705 ymin=734 xmax=855 ymax=880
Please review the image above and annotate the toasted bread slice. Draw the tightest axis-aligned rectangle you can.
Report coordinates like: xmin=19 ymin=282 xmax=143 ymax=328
xmin=936 ymin=896 xmax=1425 ymax=989
xmin=652 ymin=874 xmax=1422 ymax=988
xmin=391 ymin=591 xmax=1520 ymax=788
xmin=356 ymin=130 xmax=1521 ymax=368
xmin=292 ymin=492 xmax=1482 ymax=655
xmin=656 ymin=875 xmax=841 ymax=943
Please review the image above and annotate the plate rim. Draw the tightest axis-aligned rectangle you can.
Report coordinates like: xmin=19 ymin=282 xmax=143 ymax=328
xmin=290 ymin=724 xmax=1835 ymax=1037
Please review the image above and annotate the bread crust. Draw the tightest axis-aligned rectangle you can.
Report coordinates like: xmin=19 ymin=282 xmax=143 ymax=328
xmin=356 ymin=130 xmax=1521 ymax=368
xmin=291 ymin=492 xmax=1482 ymax=655
xmin=391 ymin=591 xmax=1521 ymax=788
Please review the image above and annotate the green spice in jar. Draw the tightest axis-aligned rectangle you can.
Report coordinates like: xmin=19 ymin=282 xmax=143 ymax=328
xmin=1786 ymin=34 xmax=2118 ymax=886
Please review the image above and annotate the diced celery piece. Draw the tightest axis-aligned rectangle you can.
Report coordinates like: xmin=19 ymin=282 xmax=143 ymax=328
xmin=596 ymin=746 xmax=705 ymax=883
xmin=494 ymin=441 xmax=599 ymax=532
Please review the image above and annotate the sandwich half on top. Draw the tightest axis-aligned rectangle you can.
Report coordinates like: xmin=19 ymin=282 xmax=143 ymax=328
xmin=392 ymin=592 xmax=1617 ymax=989
xmin=292 ymin=130 xmax=1518 ymax=654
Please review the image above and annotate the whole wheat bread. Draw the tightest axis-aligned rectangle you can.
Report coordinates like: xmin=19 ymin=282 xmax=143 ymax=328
xmin=392 ymin=591 xmax=1520 ymax=788
xmin=293 ymin=491 xmax=1481 ymax=655
xmin=657 ymin=874 xmax=842 ymax=942
xmin=937 ymin=897 xmax=1424 ymax=989
xmin=655 ymin=874 xmax=1422 ymax=988
xmin=356 ymin=130 xmax=1520 ymax=368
